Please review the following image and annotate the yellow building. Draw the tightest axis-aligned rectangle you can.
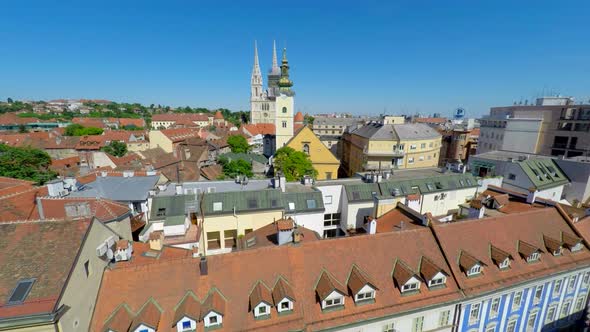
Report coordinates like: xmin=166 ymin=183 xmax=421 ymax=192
xmin=342 ymin=122 xmax=442 ymax=176
xmin=286 ymin=126 xmax=340 ymax=180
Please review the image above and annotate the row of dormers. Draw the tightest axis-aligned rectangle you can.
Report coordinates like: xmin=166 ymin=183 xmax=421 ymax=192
xmin=458 ymin=231 xmax=584 ymax=277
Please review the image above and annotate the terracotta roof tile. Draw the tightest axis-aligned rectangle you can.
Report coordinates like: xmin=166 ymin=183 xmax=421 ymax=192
xmin=272 ymin=277 xmax=295 ymax=305
xmin=276 ymin=217 xmax=294 ymax=231
xmin=419 ymin=256 xmax=446 ymax=282
xmin=101 ymin=304 xmax=133 ymax=332
xmin=518 ymin=240 xmax=540 ymax=258
xmin=200 ymin=289 xmax=226 ymax=319
xmin=458 ymin=251 xmax=481 ymax=273
xmin=489 ymin=245 xmax=511 ymax=266
xmin=347 ymin=265 xmax=377 ymax=295
xmin=562 ymin=231 xmax=582 ymax=249
xmin=543 ymin=235 xmax=563 ymax=253
xmin=315 ymin=271 xmax=346 ymax=301
xmin=392 ymin=260 xmax=418 ymax=288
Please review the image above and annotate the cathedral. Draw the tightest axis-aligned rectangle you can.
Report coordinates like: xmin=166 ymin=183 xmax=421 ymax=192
xmin=250 ymin=41 xmax=296 ymax=149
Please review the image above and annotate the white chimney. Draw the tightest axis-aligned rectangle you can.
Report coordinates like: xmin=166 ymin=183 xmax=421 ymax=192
xmin=364 ymin=217 xmax=377 ymax=235
xmin=279 ymin=174 xmax=286 ymax=193
xmin=526 ymin=189 xmax=538 ymax=204
xmin=175 ymin=184 xmax=183 ymax=195
xmin=46 ymin=179 xmax=65 ymax=197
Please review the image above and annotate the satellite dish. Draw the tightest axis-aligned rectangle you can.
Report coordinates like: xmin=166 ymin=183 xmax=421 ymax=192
xmin=106 ymin=249 xmax=114 ymax=260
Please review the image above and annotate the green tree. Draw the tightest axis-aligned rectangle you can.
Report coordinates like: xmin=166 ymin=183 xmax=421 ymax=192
xmin=101 ymin=141 xmax=128 ymax=157
xmin=227 ymin=135 xmax=250 ymax=153
xmin=304 ymin=114 xmax=315 ymax=125
xmin=273 ymin=146 xmax=317 ymax=181
xmin=7 ymin=97 xmax=13 ymax=103
xmin=0 ymin=144 xmax=56 ymax=184
xmin=218 ymin=156 xmax=253 ymax=178
xmin=64 ymin=124 xmax=104 ymax=136
xmin=18 ymin=124 xmax=28 ymax=133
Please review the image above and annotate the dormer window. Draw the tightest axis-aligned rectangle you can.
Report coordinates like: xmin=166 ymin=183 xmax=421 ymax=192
xmin=206 ymin=314 xmax=220 ymax=327
xmin=249 ymin=281 xmax=273 ymax=319
xmin=324 ymin=296 xmax=343 ymax=308
xmin=428 ymin=275 xmax=446 ymax=287
xmin=278 ymin=299 xmax=293 ymax=312
xmin=419 ymin=256 xmax=448 ymax=289
xmin=254 ymin=303 xmax=270 ymax=318
xmin=527 ymin=252 xmax=540 ymax=263
xmin=553 ymin=248 xmax=563 ymax=256
xmin=499 ymin=258 xmax=510 ymax=270
xmin=355 ymin=290 xmax=374 ymax=301
xmin=467 ymin=265 xmax=481 ymax=277
xmin=272 ymin=277 xmax=295 ymax=314
xmin=572 ymin=243 xmax=583 ymax=252
xmin=347 ymin=265 xmax=378 ymax=304
xmin=401 ymin=279 xmax=420 ymax=293
xmin=316 ymin=271 xmax=346 ymax=311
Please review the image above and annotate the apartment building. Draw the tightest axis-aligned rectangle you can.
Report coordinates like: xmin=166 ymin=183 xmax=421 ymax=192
xmin=342 ymin=122 xmax=442 ymax=176
xmin=479 ymin=96 xmax=590 ymax=157
xmin=311 ymin=116 xmax=377 ymax=158
xmin=286 ymin=126 xmax=340 ymax=180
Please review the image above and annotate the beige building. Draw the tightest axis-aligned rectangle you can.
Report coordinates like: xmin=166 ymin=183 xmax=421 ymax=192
xmin=148 ymin=128 xmax=200 ymax=153
xmin=342 ymin=122 xmax=442 ymax=176
xmin=286 ymin=126 xmax=340 ymax=180
xmin=480 ymin=96 xmax=590 ymax=157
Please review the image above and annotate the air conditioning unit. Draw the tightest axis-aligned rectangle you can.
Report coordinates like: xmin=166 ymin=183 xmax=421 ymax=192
xmin=96 ymin=243 xmax=108 ymax=257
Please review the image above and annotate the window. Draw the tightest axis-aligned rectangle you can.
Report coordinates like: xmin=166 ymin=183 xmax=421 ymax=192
xmin=419 ymin=156 xmax=424 ymax=161
xmin=324 ymin=297 xmax=342 ymax=308
xmin=280 ymin=301 xmax=290 ymax=310
xmin=302 ymin=143 xmax=310 ymax=155
xmin=554 ymin=279 xmax=563 ymax=296
xmin=282 ymin=107 xmax=287 ymax=113
xmin=512 ymin=291 xmax=522 ymax=309
xmin=438 ymin=310 xmax=450 ymax=327
xmin=575 ymin=296 xmax=586 ymax=311
xmin=324 ymin=213 xmax=341 ymax=227
xmin=213 ymin=202 xmax=222 ymax=211
xmin=288 ymin=202 xmax=295 ymax=210
xmin=7 ymin=279 xmax=36 ymax=305
xmin=383 ymin=322 xmax=395 ymax=332
xmin=527 ymin=310 xmax=537 ymax=329
xmin=506 ymin=319 xmax=516 ymax=332
xmin=429 ymin=277 xmax=445 ymax=287
xmin=429 ymin=142 xmax=433 ymax=148
xmin=584 ymin=272 xmax=590 ymax=285
xmin=306 ymin=199 xmax=317 ymax=209
xmin=467 ymin=265 xmax=481 ymax=277
xmin=247 ymin=198 xmax=258 ymax=209
xmin=84 ymin=260 xmax=91 ymax=278
xmin=324 ymin=195 xmax=333 ymax=205
xmin=258 ymin=305 xmax=267 ymax=314
xmin=410 ymin=144 xmax=417 ymax=150
xmin=527 ymin=252 xmax=540 ymax=263
xmin=572 ymin=242 xmax=583 ymax=252
xmin=499 ymin=258 xmax=510 ymax=270
xmin=561 ymin=300 xmax=571 ymax=318
xmin=355 ymin=291 xmax=374 ymax=301
xmin=402 ymin=282 xmax=419 ymax=292
xmin=485 ymin=325 xmax=496 ymax=332
xmin=156 ymin=208 xmax=166 ymax=216
xmin=420 ymin=143 xmax=426 ymax=149
xmin=469 ymin=303 xmax=480 ymax=322
xmin=490 ymin=297 xmax=500 ymax=317
xmin=182 ymin=320 xmax=191 ymax=330
xmin=534 ymin=285 xmax=543 ymax=303
xmin=508 ymin=173 xmax=516 ymax=180
xmin=326 ymin=172 xmax=332 ymax=180
xmin=408 ymin=157 xmax=414 ymax=164
xmin=568 ymin=275 xmax=577 ymax=291
xmin=412 ymin=316 xmax=423 ymax=332
xmin=282 ymin=121 xmax=287 ymax=128
xmin=209 ymin=315 xmax=218 ymax=324
xmin=546 ymin=305 xmax=557 ymax=323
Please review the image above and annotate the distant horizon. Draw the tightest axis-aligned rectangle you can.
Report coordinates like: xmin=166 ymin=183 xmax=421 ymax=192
xmin=1 ymin=1 xmax=589 ymax=118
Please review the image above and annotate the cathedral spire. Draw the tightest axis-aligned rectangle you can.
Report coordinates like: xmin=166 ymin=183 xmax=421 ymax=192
xmin=271 ymin=40 xmax=279 ymax=73
xmin=251 ymin=41 xmax=263 ymax=99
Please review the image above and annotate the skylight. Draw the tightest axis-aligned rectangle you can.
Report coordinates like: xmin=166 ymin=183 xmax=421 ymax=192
xmin=7 ymin=279 xmax=35 ymax=305
xmin=426 ymin=183 xmax=435 ymax=191
xmin=247 ymin=199 xmax=258 ymax=209
xmin=306 ymin=199 xmax=317 ymax=209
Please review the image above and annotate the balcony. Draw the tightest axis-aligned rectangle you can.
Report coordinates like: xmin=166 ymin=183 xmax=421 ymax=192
xmin=363 ymin=148 xmax=405 ymax=157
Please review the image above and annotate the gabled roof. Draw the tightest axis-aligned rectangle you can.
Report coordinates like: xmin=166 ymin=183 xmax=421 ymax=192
xmin=562 ymin=231 xmax=582 ymax=249
xmin=249 ymin=281 xmax=273 ymax=311
xmin=419 ymin=256 xmax=447 ymax=282
xmin=0 ymin=219 xmax=92 ymax=319
xmin=130 ymin=298 xmax=162 ymax=330
xmin=286 ymin=126 xmax=339 ymax=164
xmin=272 ymin=277 xmax=295 ymax=304
xmin=543 ymin=235 xmax=563 ymax=253
xmin=489 ymin=245 xmax=511 ymax=266
xmin=315 ymin=270 xmax=347 ymax=301
xmin=392 ymin=259 xmax=419 ymax=287
xmin=101 ymin=304 xmax=133 ymax=332
xmin=347 ymin=265 xmax=377 ymax=295
xmin=173 ymin=291 xmax=201 ymax=325
xmin=517 ymin=159 xmax=569 ymax=191
xmin=71 ymin=175 xmax=159 ymax=201
xmin=200 ymin=288 xmax=226 ymax=318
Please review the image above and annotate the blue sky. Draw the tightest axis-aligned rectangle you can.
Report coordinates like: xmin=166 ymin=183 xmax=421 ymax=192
xmin=1 ymin=1 xmax=589 ymax=117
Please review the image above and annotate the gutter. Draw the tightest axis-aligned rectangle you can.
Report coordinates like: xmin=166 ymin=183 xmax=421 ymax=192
xmin=0 ymin=306 xmax=64 ymax=331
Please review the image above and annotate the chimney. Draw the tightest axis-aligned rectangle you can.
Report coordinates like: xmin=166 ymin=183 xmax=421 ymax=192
xmin=526 ymin=188 xmax=538 ymax=204
xmin=277 ymin=218 xmax=295 ymax=245
xmin=364 ymin=216 xmax=377 ymax=235
xmin=293 ymin=226 xmax=303 ymax=244
xmin=302 ymin=175 xmax=313 ymax=186
xmin=175 ymin=184 xmax=183 ymax=195
xmin=114 ymin=240 xmax=132 ymax=262
xmin=279 ymin=174 xmax=286 ymax=193
xmin=200 ymin=256 xmax=208 ymax=275
xmin=148 ymin=231 xmax=164 ymax=251
xmin=36 ymin=196 xmax=45 ymax=220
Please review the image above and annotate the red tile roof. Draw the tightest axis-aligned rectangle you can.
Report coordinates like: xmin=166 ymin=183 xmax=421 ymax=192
xmin=160 ymin=128 xmax=201 ymax=143
xmin=0 ymin=219 xmax=92 ymax=318
xmin=240 ymin=123 xmax=275 ymax=136
xmin=294 ymin=111 xmax=304 ymax=123
xmin=431 ymin=207 xmax=590 ymax=297
xmin=91 ymin=227 xmax=461 ymax=332
xmin=152 ymin=113 xmax=210 ymax=123
xmin=73 ymin=117 xmax=107 ymax=128
xmin=214 ymin=111 xmax=224 ymax=120
xmin=413 ymin=117 xmax=447 ymax=124
xmin=76 ymin=135 xmax=105 ymax=150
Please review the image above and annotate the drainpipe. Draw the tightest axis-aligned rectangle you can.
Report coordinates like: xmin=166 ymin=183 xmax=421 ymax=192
xmin=36 ymin=197 xmax=45 ymax=221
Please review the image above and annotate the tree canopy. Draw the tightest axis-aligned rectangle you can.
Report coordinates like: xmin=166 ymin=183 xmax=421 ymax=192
xmin=64 ymin=124 xmax=104 ymax=136
xmin=218 ymin=156 xmax=253 ymax=179
xmin=101 ymin=140 xmax=128 ymax=157
xmin=0 ymin=144 xmax=56 ymax=184
xmin=273 ymin=146 xmax=317 ymax=181
xmin=227 ymin=135 xmax=250 ymax=153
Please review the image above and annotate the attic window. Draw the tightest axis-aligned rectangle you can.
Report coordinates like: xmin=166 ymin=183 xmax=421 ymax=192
xmin=156 ymin=208 xmax=166 ymax=216
xmin=572 ymin=243 xmax=583 ymax=252
xmin=499 ymin=258 xmax=510 ymax=270
xmin=213 ymin=202 xmax=223 ymax=211
xmin=459 ymin=179 xmax=465 ymax=187
xmin=306 ymin=199 xmax=317 ymax=209
xmin=428 ymin=276 xmax=446 ymax=287
xmin=426 ymin=183 xmax=435 ymax=191
xmin=355 ymin=290 xmax=374 ymax=302
xmin=467 ymin=265 xmax=481 ymax=277
xmin=391 ymin=188 xmax=401 ymax=196
xmin=527 ymin=252 xmax=540 ymax=263
xmin=7 ymin=279 xmax=35 ymax=305
xmin=465 ymin=178 xmax=473 ymax=185
xmin=401 ymin=281 xmax=419 ymax=293
xmin=288 ymin=202 xmax=295 ymax=210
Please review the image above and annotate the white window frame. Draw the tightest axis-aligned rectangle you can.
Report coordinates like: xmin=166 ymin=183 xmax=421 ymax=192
xmin=546 ymin=304 xmax=557 ymax=323
xmin=469 ymin=303 xmax=480 ymax=323
xmin=583 ymin=271 xmax=590 ymax=285
xmin=383 ymin=322 xmax=395 ymax=332
xmin=401 ymin=281 xmax=420 ymax=293
xmin=575 ymin=295 xmax=586 ymax=311
xmin=568 ymin=275 xmax=577 ymax=291
xmin=561 ymin=300 xmax=572 ymax=318
xmin=323 ymin=296 xmax=343 ymax=308
xmin=438 ymin=310 xmax=450 ymax=327
xmin=534 ymin=284 xmax=543 ymax=303
xmin=355 ymin=290 xmax=374 ymax=302
xmin=527 ymin=251 xmax=540 ymax=262
xmin=490 ymin=297 xmax=500 ymax=317
xmin=571 ymin=242 xmax=583 ymax=252
xmin=408 ymin=157 xmax=414 ymax=164
xmin=467 ymin=264 xmax=481 ymax=277
xmin=527 ymin=310 xmax=538 ymax=328
xmin=324 ymin=195 xmax=333 ymax=205
xmin=499 ymin=258 xmax=510 ymax=269
xmin=512 ymin=291 xmax=522 ymax=309
xmin=506 ymin=319 xmax=517 ymax=332
xmin=554 ymin=279 xmax=563 ymax=296
xmin=213 ymin=202 xmax=222 ymax=211
xmin=428 ymin=276 xmax=446 ymax=287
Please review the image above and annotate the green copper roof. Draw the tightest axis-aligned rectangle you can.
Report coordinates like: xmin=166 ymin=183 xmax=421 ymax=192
xmin=379 ymin=173 xmax=478 ymax=196
xmin=164 ymin=215 xmax=186 ymax=226
xmin=202 ymin=189 xmax=284 ymax=215
xmin=283 ymin=190 xmax=325 ymax=214
xmin=518 ymin=159 xmax=569 ymax=190
xmin=343 ymin=183 xmax=381 ymax=202
xmin=149 ymin=194 xmax=197 ymax=221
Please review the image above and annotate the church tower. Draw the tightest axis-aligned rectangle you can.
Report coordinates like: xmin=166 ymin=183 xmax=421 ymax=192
xmin=267 ymin=40 xmax=281 ymax=97
xmin=250 ymin=41 xmax=263 ymax=99
xmin=250 ymin=41 xmax=274 ymax=124
xmin=275 ymin=48 xmax=295 ymax=148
